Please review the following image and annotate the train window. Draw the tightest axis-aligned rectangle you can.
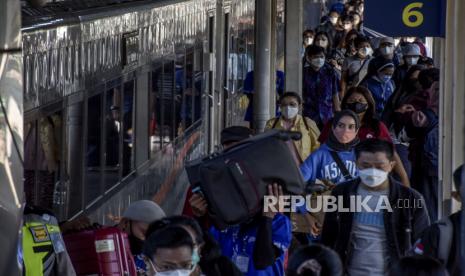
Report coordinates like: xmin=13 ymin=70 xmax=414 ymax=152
xmin=24 ymin=111 xmax=63 ymax=211
xmin=122 ymin=80 xmax=135 ymax=177
xmin=85 ymin=94 xmax=103 ymax=204
xmin=104 ymin=86 xmax=121 ymax=189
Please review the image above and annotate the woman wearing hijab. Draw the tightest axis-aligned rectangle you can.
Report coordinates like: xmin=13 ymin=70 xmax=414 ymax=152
xmin=318 ymin=86 xmax=411 ymax=187
xmin=300 ymin=109 xmax=360 ymax=185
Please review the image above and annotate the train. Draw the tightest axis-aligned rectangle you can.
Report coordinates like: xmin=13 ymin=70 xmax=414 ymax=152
xmin=20 ymin=0 xmax=285 ymax=223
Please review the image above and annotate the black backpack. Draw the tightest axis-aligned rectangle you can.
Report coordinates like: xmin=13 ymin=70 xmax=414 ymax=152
xmin=186 ymin=130 xmax=306 ymax=229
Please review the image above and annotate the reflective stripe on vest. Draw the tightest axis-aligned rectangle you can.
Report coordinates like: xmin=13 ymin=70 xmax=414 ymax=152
xmin=22 ymin=222 xmax=60 ymax=276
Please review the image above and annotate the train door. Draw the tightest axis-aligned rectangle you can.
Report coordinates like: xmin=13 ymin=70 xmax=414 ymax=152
xmin=206 ymin=11 xmax=216 ymax=152
xmin=222 ymin=7 xmax=231 ymax=128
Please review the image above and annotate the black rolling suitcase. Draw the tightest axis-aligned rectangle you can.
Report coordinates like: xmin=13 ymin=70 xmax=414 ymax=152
xmin=186 ymin=130 xmax=305 ymax=228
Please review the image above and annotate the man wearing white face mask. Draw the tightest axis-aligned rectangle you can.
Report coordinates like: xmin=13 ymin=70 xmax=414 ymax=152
xmin=265 ymin=92 xmax=320 ymax=165
xmin=341 ymin=35 xmax=373 ymax=95
xmin=321 ymin=139 xmax=430 ymax=276
xmin=393 ymin=43 xmax=421 ymax=88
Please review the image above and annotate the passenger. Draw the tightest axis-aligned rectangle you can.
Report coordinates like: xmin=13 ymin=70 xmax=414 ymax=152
xmin=374 ymin=37 xmax=401 ymax=67
xmin=383 ymin=64 xmax=424 ymax=124
xmin=327 ymin=49 xmax=345 ymax=81
xmin=22 ymin=205 xmax=76 ymax=276
xmin=412 ymin=165 xmax=462 ymax=276
xmin=393 ymin=43 xmax=422 ymax=88
xmin=321 ymin=139 xmax=430 ymax=276
xmin=300 ymin=110 xmax=360 ymax=185
xmin=360 ymin=58 xmax=395 ymax=117
xmin=313 ymin=31 xmax=333 ymax=56
xmin=340 ymin=35 xmax=373 ymax=94
xmin=209 ymin=183 xmax=292 ymax=276
xmin=301 ymin=29 xmax=315 ymax=57
xmin=143 ymin=225 xmax=198 ymax=276
xmin=333 ymin=14 xmax=355 ymax=49
xmin=339 ymin=29 xmax=359 ymax=58
xmin=137 ymin=216 xmax=242 ymax=276
xmin=315 ymin=9 xmax=340 ymax=42
xmin=287 ymin=244 xmax=343 ymax=276
xmin=242 ymin=70 xmax=285 ymax=128
xmin=265 ymin=92 xmax=320 ymax=165
xmin=389 ymin=256 xmax=448 ymax=276
xmin=183 ymin=126 xmax=253 ymax=221
xmin=318 ymin=86 xmax=411 ymax=186
xmin=418 ymin=56 xmax=435 ymax=69
xmin=349 ymin=11 xmax=363 ymax=33
xmin=117 ymin=200 xmax=166 ymax=256
xmin=302 ymin=45 xmax=341 ymax=129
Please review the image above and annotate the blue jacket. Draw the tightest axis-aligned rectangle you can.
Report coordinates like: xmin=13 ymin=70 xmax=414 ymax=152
xmin=361 ymin=76 xmax=395 ymax=117
xmin=300 ymin=143 xmax=358 ymax=185
xmin=210 ymin=214 xmax=291 ymax=276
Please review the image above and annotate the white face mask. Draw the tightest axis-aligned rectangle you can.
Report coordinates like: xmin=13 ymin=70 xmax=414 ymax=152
xmin=310 ymin=57 xmax=325 ymax=69
xmin=304 ymin=37 xmax=314 ymax=45
xmin=380 ymin=46 xmax=394 ymax=56
xmin=149 ymin=259 xmax=195 ymax=276
xmin=359 ymin=168 xmax=389 ymax=188
xmin=405 ymin=56 xmax=419 ymax=66
xmin=281 ymin=106 xmax=299 ymax=119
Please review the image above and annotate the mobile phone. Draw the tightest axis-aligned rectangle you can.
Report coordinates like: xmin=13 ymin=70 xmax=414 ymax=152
xmin=191 ymin=186 xmax=204 ymax=196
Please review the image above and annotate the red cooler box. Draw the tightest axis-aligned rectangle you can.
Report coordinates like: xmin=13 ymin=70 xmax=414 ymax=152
xmin=64 ymin=227 xmax=137 ymax=276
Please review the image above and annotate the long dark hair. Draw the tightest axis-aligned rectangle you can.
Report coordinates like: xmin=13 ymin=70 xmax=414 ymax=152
xmin=314 ymin=31 xmax=333 ymax=54
xmin=341 ymin=86 xmax=380 ymax=135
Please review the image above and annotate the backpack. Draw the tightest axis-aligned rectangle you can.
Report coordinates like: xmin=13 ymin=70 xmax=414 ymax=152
xmin=186 ymin=130 xmax=306 ymax=229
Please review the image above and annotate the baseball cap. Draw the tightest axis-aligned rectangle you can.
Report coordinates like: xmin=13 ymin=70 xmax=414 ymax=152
xmin=122 ymin=200 xmax=166 ymax=223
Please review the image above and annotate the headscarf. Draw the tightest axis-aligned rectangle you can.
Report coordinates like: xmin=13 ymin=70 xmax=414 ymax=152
xmin=327 ymin=110 xmax=360 ymax=151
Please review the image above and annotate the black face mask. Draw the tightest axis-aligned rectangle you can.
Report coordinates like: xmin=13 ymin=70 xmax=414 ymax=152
xmin=345 ymin=102 xmax=368 ymax=114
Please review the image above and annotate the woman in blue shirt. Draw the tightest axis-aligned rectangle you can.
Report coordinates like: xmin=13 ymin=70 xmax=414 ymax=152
xmin=300 ymin=110 xmax=360 ymax=185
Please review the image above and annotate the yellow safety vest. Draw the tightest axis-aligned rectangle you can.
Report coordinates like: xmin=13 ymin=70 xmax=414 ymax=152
xmin=22 ymin=221 xmax=61 ymax=276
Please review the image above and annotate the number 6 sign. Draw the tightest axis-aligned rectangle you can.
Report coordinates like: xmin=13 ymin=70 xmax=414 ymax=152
xmin=365 ymin=0 xmax=446 ymax=37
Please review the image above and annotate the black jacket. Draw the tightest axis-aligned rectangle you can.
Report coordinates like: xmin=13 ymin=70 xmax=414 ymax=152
xmin=321 ymin=176 xmax=430 ymax=266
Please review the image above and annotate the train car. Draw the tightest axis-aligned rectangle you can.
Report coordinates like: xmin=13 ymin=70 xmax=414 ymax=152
xmin=20 ymin=0 xmax=285 ymax=223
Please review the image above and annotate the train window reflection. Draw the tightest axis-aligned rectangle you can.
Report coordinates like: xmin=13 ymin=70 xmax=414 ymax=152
xmin=104 ymin=87 xmax=121 ymax=189
xmin=24 ymin=111 xmax=63 ymax=211
xmin=86 ymin=94 xmax=103 ymax=204
xmin=150 ymin=65 xmax=163 ymax=155
xmin=122 ymin=80 xmax=135 ymax=177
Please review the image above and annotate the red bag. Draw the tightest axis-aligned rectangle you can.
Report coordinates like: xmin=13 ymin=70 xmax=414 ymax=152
xmin=63 ymin=227 xmax=137 ymax=276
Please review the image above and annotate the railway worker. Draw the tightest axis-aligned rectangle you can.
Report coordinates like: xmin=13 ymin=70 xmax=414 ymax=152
xmin=22 ymin=205 xmax=76 ymax=276
xmin=265 ymin=92 xmax=321 ymax=165
xmin=302 ymin=45 xmax=341 ymax=129
xmin=117 ymin=200 xmax=166 ymax=256
xmin=321 ymin=139 xmax=430 ymax=276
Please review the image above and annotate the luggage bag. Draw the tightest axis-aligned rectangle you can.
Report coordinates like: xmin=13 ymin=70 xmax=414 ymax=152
xmin=63 ymin=227 xmax=137 ymax=276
